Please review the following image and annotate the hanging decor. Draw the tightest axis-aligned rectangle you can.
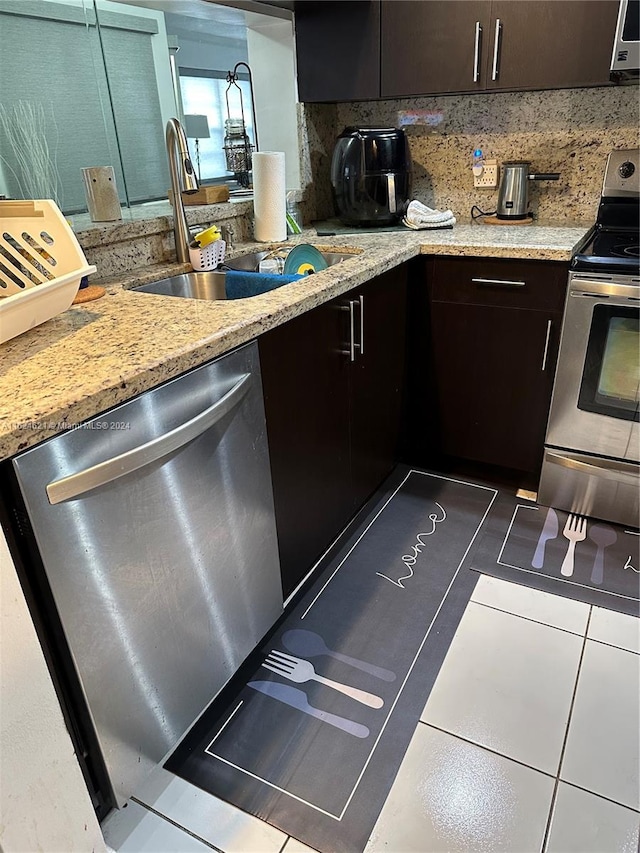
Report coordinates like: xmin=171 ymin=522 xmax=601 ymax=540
xmin=223 ymin=62 xmax=259 ymax=189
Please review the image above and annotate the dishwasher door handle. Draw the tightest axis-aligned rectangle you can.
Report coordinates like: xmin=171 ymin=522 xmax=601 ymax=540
xmin=46 ymin=373 xmax=252 ymax=505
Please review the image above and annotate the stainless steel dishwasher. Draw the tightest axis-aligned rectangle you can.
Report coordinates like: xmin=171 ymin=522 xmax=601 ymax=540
xmin=9 ymin=341 xmax=282 ymax=810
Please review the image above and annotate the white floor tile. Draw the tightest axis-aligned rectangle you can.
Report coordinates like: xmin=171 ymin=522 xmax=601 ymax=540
xmin=471 ymin=575 xmax=590 ymax=635
xmin=421 ymin=602 xmax=583 ymax=774
xmin=133 ymin=766 xmax=287 ymax=853
xmin=365 ymin=724 xmax=554 ymax=853
xmin=102 ymin=801 xmax=215 ymax=852
xmin=588 ymin=606 xmax=640 ymax=655
xmin=546 ymin=782 xmax=640 ymax=853
xmin=561 ymin=640 xmax=640 ymax=810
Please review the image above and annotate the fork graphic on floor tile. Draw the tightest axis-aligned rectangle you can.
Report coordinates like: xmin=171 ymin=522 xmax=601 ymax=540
xmin=262 ymin=650 xmax=384 ymax=709
xmin=560 ymin=513 xmax=587 ymax=577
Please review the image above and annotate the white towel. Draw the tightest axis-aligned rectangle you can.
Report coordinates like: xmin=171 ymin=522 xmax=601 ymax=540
xmin=403 ymin=200 xmax=456 ymax=230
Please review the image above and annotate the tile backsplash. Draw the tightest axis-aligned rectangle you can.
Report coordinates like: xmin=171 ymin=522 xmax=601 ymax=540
xmin=74 ymin=86 xmax=639 ymax=281
xmin=305 ymin=86 xmax=639 ymax=224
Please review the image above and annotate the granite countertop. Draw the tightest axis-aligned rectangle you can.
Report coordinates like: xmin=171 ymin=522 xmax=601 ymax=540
xmin=0 ymin=222 xmax=589 ymax=460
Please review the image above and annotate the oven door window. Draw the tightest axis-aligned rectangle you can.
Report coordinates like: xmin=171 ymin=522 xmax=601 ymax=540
xmin=622 ymin=0 xmax=640 ymax=42
xmin=578 ymin=305 xmax=639 ymax=422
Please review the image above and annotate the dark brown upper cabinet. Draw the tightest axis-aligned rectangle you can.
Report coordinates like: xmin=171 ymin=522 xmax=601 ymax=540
xmin=381 ymin=0 xmax=620 ymax=97
xmin=294 ymin=0 xmax=381 ymax=102
xmin=484 ymin=1 xmax=620 ymax=91
xmin=381 ymin=1 xmax=492 ymax=97
xmin=295 ymin=0 xmax=620 ymax=102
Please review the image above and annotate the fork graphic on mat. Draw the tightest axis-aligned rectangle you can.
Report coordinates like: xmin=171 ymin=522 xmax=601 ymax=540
xmin=262 ymin=650 xmax=384 ymax=709
xmin=560 ymin=513 xmax=587 ymax=578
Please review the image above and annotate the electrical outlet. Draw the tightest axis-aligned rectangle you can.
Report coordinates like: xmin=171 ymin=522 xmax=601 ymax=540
xmin=474 ymin=160 xmax=499 ymax=188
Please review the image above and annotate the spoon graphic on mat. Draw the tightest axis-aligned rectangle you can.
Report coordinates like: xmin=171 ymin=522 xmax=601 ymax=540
xmin=282 ymin=629 xmax=396 ymax=682
xmin=588 ymin=525 xmax=617 ymax=585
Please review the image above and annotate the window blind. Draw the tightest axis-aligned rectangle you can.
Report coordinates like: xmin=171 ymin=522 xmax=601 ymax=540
xmin=0 ymin=0 xmax=170 ymax=213
xmin=0 ymin=1 xmax=122 ymax=213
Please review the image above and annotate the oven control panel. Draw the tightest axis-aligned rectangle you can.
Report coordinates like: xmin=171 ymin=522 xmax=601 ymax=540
xmin=603 ymin=148 xmax=640 ymax=197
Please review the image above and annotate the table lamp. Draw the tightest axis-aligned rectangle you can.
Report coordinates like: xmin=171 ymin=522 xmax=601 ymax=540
xmin=184 ymin=114 xmax=210 ymax=181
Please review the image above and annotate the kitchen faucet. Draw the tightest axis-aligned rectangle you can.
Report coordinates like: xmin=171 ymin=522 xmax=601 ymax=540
xmin=166 ymin=118 xmax=198 ymax=263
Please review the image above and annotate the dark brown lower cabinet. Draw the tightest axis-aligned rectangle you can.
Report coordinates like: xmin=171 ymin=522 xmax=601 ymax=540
xmin=259 ymin=297 xmax=352 ymax=599
xmin=349 ymin=269 xmax=408 ymax=509
xmin=426 ymin=256 xmax=567 ymax=475
xmin=259 ymin=265 xmax=407 ymax=598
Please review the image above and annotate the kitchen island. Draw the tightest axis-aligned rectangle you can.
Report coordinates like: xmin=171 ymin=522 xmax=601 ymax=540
xmin=0 ymin=223 xmax=589 ymax=461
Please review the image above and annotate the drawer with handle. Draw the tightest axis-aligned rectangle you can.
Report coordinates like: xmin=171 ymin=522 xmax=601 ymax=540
xmin=429 ymin=256 xmax=568 ymax=311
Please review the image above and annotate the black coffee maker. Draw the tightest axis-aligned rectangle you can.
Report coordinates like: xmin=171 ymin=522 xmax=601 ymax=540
xmin=330 ymin=127 xmax=412 ymax=226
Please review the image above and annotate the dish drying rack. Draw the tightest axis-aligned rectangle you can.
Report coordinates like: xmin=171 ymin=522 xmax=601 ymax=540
xmin=0 ymin=200 xmax=96 ymax=344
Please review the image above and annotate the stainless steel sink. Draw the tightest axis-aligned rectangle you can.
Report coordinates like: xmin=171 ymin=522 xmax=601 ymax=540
xmin=133 ymin=268 xmax=308 ymax=301
xmin=133 ymin=271 xmax=228 ymax=300
xmin=225 ymin=247 xmax=358 ymax=272
xmin=132 ymin=247 xmax=360 ymax=301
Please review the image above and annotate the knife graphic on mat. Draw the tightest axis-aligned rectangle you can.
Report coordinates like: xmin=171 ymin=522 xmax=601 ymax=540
xmin=532 ymin=508 xmax=559 ymax=569
xmin=248 ymin=681 xmax=370 ymax=738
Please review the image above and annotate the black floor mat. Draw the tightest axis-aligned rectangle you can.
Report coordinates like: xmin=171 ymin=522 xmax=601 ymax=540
xmin=470 ymin=492 xmax=640 ymax=617
xmin=165 ymin=468 xmax=497 ymax=853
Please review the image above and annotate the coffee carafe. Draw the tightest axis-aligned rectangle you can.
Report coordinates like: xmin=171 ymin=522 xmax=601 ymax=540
xmin=497 ymin=162 xmax=560 ymax=220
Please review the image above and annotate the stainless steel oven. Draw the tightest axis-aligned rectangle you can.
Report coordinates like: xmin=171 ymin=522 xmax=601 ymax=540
xmin=540 ymin=149 xmax=639 ymax=528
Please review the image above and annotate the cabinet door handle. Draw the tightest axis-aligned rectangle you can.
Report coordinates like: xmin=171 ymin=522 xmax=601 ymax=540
xmin=473 ymin=21 xmax=482 ymax=82
xmin=541 ymin=319 xmax=552 ymax=372
xmin=339 ymin=300 xmax=357 ymax=361
xmin=491 ymin=18 xmax=502 ymax=80
xmin=471 ymin=277 xmax=526 ymax=288
xmin=340 ymin=297 xmax=363 ymax=361
xmin=349 ymin=299 xmax=357 ymax=361
xmin=358 ymin=294 xmax=364 ymax=356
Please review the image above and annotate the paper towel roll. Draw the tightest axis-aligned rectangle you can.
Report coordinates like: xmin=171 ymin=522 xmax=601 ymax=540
xmin=253 ymin=152 xmax=286 ymax=242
